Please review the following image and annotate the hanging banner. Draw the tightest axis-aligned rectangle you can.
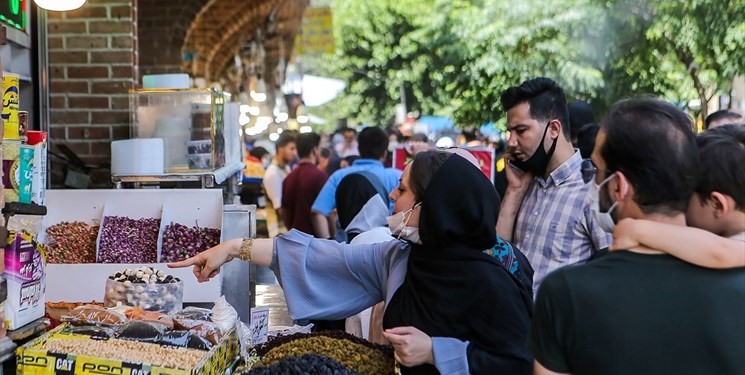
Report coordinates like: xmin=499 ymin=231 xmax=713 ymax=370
xmin=295 ymin=7 xmax=334 ymax=55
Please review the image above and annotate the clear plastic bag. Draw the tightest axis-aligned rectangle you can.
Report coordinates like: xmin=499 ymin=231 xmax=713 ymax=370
xmin=173 ymin=319 xmax=222 ymax=345
xmin=211 ymin=296 xmax=238 ymax=334
xmin=115 ymin=320 xmax=169 ymax=343
xmin=157 ymin=331 xmax=213 ymax=350
xmin=172 ymin=306 xmax=212 ymax=321
xmin=66 ymin=325 xmax=116 ymax=339
xmin=104 ymin=278 xmax=183 ymax=314
xmin=62 ymin=305 xmax=126 ymax=326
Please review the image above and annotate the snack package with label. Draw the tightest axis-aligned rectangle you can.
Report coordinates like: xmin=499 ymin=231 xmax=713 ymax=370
xmin=62 ymin=305 xmax=126 ymax=327
xmin=2 ymin=231 xmax=45 ymax=330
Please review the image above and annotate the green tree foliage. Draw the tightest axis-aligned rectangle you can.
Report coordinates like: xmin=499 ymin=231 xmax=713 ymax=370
xmin=598 ymin=0 xmax=745 ymax=119
xmin=307 ymin=0 xmax=744 ymax=126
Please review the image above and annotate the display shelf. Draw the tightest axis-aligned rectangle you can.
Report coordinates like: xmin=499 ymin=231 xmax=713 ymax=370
xmin=111 ymin=162 xmax=245 ymax=189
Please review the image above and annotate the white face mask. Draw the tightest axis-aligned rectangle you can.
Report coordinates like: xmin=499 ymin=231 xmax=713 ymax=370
xmin=590 ymin=174 xmax=618 ymax=233
xmin=386 ymin=202 xmax=422 ymax=244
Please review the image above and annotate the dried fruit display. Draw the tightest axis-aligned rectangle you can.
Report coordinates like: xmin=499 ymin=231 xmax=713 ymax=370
xmin=258 ymin=335 xmax=394 ymax=375
xmin=45 ymin=222 xmax=99 ymax=263
xmin=254 ymin=330 xmax=393 ymax=357
xmin=244 ymin=353 xmax=359 ymax=375
xmin=160 ymin=222 xmax=221 ymax=262
xmin=98 ymin=216 xmax=160 ymax=263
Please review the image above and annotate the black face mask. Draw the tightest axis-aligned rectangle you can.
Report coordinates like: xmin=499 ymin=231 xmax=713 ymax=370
xmin=511 ymin=120 xmax=558 ymax=176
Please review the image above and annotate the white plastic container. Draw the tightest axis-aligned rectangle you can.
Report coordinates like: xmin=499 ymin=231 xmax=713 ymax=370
xmin=142 ymin=74 xmax=190 ymax=90
xmin=111 ymin=138 xmax=164 ymax=176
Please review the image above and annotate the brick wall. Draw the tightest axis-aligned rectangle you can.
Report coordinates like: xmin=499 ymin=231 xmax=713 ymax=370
xmin=47 ymin=0 xmax=138 ymax=187
xmin=138 ymin=0 xmax=207 ymax=78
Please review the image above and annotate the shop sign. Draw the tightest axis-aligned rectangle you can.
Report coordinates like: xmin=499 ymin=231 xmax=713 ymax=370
xmin=250 ymin=306 xmax=270 ymax=345
xmin=0 ymin=0 xmax=26 ymax=31
xmin=295 ymin=6 xmax=334 ymax=55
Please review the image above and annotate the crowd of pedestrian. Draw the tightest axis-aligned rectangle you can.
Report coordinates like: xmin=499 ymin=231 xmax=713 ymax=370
xmin=216 ymin=76 xmax=744 ymax=375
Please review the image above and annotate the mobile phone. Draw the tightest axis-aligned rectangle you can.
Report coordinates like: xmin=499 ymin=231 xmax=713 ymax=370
xmin=506 ymin=158 xmax=525 ymax=173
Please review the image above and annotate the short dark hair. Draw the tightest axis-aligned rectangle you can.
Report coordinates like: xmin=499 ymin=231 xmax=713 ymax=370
xmin=461 ymin=128 xmax=479 ymax=142
xmin=500 ymin=77 xmax=570 ymax=139
xmin=695 ymin=124 xmax=745 ymax=209
xmin=275 ymin=133 xmax=296 ymax=149
xmin=600 ymin=97 xmax=699 ymax=215
xmin=341 ymin=126 xmax=357 ymax=135
xmin=704 ymin=110 xmax=743 ymax=130
xmin=296 ymin=132 xmax=321 ymax=158
xmin=249 ymin=146 xmax=269 ymax=159
xmin=358 ymin=126 xmax=389 ymax=159
xmin=577 ymin=123 xmax=599 ymax=159
xmin=410 ymin=151 xmax=451 ymax=202
xmin=568 ymin=100 xmax=595 ymax=140
xmin=320 ymin=147 xmax=332 ymax=159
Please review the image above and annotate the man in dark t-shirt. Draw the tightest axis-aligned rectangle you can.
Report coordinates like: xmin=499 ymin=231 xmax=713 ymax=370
xmin=531 ymin=98 xmax=745 ymax=375
xmin=282 ymin=132 xmax=328 ymax=236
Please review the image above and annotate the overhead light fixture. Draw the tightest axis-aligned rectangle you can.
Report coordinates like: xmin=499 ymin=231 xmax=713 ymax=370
xmin=35 ymin=0 xmax=87 ymax=11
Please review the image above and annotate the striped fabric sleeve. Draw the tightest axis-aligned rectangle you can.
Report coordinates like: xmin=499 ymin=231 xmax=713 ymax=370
xmin=270 ymin=229 xmax=399 ymax=320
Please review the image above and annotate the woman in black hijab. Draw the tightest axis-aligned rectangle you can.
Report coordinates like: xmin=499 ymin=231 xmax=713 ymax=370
xmin=383 ymin=151 xmax=532 ymax=374
xmin=171 ymin=151 xmax=532 ymax=374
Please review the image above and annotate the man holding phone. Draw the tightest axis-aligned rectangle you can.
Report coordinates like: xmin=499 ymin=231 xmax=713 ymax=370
xmin=495 ymin=77 xmax=611 ymax=294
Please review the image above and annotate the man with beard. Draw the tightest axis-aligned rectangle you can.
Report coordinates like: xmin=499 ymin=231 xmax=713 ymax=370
xmin=530 ymin=97 xmax=745 ymax=375
xmin=496 ymin=78 xmax=611 ymax=294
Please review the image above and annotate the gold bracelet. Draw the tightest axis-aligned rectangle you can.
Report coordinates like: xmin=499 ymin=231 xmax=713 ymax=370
xmin=239 ymin=237 xmax=254 ymax=262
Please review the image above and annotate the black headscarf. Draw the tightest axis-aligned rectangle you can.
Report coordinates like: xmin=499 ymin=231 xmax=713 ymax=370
xmin=335 ymin=172 xmax=389 ymax=241
xmin=383 ymin=154 xmax=532 ymax=375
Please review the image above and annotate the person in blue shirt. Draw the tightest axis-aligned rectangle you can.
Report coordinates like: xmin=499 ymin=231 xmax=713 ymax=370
xmin=311 ymin=126 xmax=402 ymax=239
xmin=170 ymin=151 xmax=532 ymax=375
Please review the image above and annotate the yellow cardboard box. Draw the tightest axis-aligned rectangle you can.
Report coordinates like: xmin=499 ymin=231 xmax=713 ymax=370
xmin=17 ymin=324 xmax=239 ymax=375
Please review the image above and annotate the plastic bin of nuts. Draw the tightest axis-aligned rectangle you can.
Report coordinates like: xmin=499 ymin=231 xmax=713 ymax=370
xmin=103 ymin=267 xmax=184 ymax=314
xmin=16 ymin=324 xmax=240 ymax=375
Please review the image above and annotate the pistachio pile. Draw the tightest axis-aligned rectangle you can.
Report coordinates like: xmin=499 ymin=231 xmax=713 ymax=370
xmin=258 ymin=336 xmax=394 ymax=375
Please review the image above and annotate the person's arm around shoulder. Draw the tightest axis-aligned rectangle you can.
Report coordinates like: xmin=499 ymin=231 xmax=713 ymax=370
xmin=496 ymin=156 xmax=533 ymax=241
xmin=611 ymin=218 xmax=745 ymax=268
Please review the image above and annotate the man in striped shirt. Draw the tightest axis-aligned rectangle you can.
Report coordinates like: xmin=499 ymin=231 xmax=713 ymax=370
xmin=496 ymin=78 xmax=611 ymax=294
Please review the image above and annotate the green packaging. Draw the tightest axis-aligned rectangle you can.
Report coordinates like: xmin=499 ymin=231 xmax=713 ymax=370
xmin=19 ymin=144 xmax=34 ymax=203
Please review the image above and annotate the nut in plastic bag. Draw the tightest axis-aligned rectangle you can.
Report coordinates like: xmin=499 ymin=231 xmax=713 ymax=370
xmin=62 ymin=305 xmax=126 ymax=327
xmin=104 ymin=278 xmax=183 ymax=314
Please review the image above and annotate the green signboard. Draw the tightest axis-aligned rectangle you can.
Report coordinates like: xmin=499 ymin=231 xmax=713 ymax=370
xmin=0 ymin=0 xmax=25 ymax=31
